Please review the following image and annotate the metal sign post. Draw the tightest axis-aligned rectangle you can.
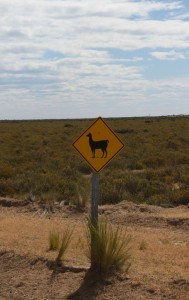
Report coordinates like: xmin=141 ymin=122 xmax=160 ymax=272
xmin=91 ymin=171 xmax=99 ymax=267
xmin=91 ymin=171 xmax=99 ymax=226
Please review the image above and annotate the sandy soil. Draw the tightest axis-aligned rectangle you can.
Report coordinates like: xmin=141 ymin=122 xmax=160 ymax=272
xmin=0 ymin=197 xmax=189 ymax=300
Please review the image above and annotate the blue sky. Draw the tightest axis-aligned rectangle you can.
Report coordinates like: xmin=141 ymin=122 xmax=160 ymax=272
xmin=0 ymin=0 xmax=189 ymax=119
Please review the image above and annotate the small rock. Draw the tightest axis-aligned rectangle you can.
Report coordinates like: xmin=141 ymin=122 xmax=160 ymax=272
xmin=16 ymin=281 xmax=24 ymax=288
xmin=147 ymin=288 xmax=156 ymax=294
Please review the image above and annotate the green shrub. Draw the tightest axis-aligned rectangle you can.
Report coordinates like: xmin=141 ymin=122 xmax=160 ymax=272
xmin=77 ymin=162 xmax=91 ymax=175
xmin=99 ymin=186 xmax=123 ymax=205
xmin=143 ymin=155 xmax=165 ymax=168
xmin=0 ymin=163 xmax=14 ymax=179
xmin=166 ymin=140 xmax=179 ymax=150
xmin=146 ymin=194 xmax=172 ymax=207
xmin=171 ymin=190 xmax=189 ymax=206
xmin=124 ymin=175 xmax=139 ymax=195
xmin=0 ymin=178 xmax=14 ymax=196
xmin=87 ymin=217 xmax=131 ymax=272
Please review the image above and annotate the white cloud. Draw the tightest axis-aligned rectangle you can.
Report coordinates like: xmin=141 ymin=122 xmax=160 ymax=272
xmin=0 ymin=0 xmax=189 ymax=118
xmin=151 ymin=50 xmax=185 ymax=60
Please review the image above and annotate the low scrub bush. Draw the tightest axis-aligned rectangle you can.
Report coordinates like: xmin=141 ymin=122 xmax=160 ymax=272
xmin=0 ymin=163 xmax=14 ymax=179
xmin=166 ymin=140 xmax=179 ymax=150
xmin=77 ymin=162 xmax=91 ymax=175
xmin=100 ymin=184 xmax=123 ymax=205
xmin=143 ymin=155 xmax=165 ymax=168
xmin=146 ymin=194 xmax=172 ymax=208
xmin=171 ymin=189 xmax=189 ymax=206
xmin=124 ymin=175 xmax=140 ymax=194
xmin=0 ymin=178 xmax=14 ymax=196
xmin=74 ymin=176 xmax=91 ymax=208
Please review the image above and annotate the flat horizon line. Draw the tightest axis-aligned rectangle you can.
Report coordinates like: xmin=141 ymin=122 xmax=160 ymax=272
xmin=0 ymin=114 xmax=189 ymax=122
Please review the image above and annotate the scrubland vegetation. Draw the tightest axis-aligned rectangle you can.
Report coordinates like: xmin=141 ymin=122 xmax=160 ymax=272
xmin=1 ymin=116 xmax=189 ymax=207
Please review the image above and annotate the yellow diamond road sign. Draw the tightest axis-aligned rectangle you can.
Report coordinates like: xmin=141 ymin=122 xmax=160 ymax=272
xmin=72 ymin=117 xmax=124 ymax=172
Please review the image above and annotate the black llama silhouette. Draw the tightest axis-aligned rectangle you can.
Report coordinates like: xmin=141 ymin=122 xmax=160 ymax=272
xmin=86 ymin=133 xmax=109 ymax=158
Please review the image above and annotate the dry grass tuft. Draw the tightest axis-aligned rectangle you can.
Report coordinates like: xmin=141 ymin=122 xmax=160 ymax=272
xmin=48 ymin=230 xmax=60 ymax=251
xmin=87 ymin=217 xmax=131 ymax=273
xmin=56 ymin=226 xmax=74 ymax=262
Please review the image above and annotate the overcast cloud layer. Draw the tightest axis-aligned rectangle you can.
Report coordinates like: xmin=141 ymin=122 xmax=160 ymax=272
xmin=0 ymin=0 xmax=189 ymax=119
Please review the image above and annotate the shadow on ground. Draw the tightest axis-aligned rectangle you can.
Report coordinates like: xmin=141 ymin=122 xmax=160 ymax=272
xmin=66 ymin=267 xmax=113 ymax=300
xmin=47 ymin=260 xmax=88 ymax=282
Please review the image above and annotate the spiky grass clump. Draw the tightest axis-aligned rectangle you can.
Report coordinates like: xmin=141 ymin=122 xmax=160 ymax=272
xmin=56 ymin=226 xmax=74 ymax=262
xmin=48 ymin=230 xmax=60 ymax=251
xmin=87 ymin=217 xmax=131 ymax=273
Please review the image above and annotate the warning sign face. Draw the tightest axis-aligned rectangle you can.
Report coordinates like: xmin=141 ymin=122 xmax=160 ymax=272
xmin=72 ymin=117 xmax=124 ymax=172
